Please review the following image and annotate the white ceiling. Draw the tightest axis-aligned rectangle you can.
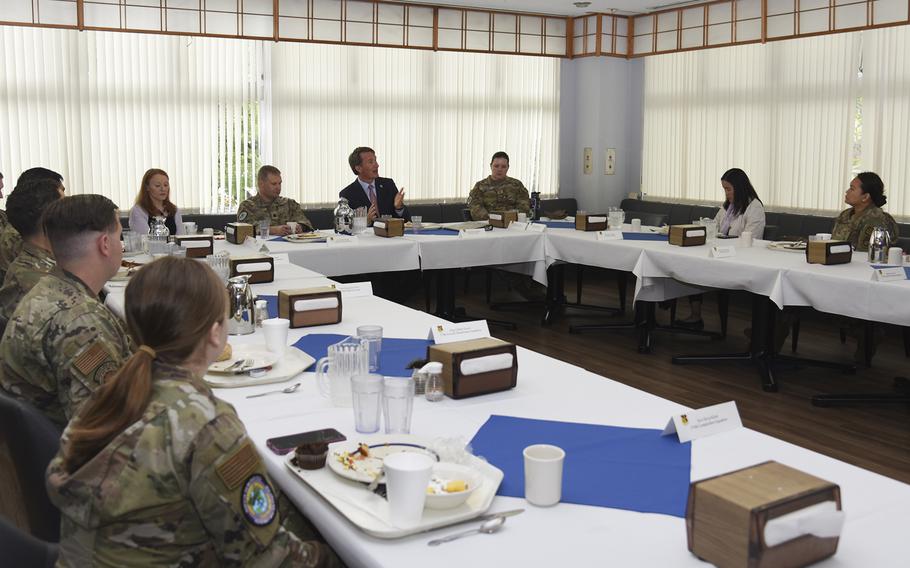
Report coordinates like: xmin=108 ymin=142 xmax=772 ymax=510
xmin=400 ymin=0 xmax=696 ymax=17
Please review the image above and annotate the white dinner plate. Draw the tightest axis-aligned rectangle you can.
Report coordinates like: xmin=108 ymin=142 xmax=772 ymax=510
xmin=285 ymin=233 xmax=328 ymax=243
xmin=326 ymin=439 xmax=439 ymax=483
xmin=204 ymin=346 xmax=314 ymax=388
xmin=208 ymin=344 xmax=280 ymax=373
xmin=767 ymin=241 xmax=807 ymax=253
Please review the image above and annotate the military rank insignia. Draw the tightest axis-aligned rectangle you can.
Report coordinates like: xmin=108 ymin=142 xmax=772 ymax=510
xmin=242 ymin=474 xmax=276 ymax=526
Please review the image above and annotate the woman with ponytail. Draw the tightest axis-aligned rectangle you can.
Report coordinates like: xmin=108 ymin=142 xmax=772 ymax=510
xmin=46 ymin=257 xmax=341 ymax=567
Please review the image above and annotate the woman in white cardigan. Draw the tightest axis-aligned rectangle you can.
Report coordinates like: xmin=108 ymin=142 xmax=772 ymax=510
xmin=128 ymin=168 xmax=184 ymax=236
xmin=675 ymin=168 xmax=766 ymax=329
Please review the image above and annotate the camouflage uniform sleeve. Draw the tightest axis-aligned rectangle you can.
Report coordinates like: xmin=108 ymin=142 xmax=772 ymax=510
xmin=288 ymin=200 xmax=315 ymax=231
xmin=189 ymin=412 xmax=341 ymax=567
xmin=45 ymin=308 xmax=131 ymax=420
xmin=467 ymin=181 xmax=488 ymax=221
xmin=514 ymin=180 xmax=532 ymax=215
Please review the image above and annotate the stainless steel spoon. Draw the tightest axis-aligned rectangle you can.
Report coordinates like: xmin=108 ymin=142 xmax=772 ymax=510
xmin=245 ymin=382 xmax=301 ymax=399
xmin=427 ymin=516 xmax=506 ymax=546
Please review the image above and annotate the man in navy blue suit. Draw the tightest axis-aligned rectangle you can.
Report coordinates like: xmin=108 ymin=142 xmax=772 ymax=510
xmin=339 ymin=147 xmax=410 ymax=223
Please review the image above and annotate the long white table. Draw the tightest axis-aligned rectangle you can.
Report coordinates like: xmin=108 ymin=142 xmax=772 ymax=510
xmin=101 ymin=257 xmax=910 ymax=567
xmin=205 ymin=264 xmax=909 ymax=568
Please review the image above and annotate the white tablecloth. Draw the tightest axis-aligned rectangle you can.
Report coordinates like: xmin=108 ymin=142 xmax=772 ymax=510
xmin=545 ymin=229 xmax=910 ymax=326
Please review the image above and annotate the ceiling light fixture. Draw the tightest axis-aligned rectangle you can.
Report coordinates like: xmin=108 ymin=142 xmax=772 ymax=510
xmin=574 ymin=1 xmax=592 ymax=7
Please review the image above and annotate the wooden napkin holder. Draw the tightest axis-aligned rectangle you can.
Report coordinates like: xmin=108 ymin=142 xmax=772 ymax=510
xmin=686 ymin=461 xmax=841 ymax=568
xmin=669 ymin=224 xmax=707 ymax=246
xmin=575 ymin=213 xmax=608 ymax=231
xmin=229 ymin=255 xmax=274 ymax=284
xmin=426 ymin=338 xmax=517 ymax=399
xmin=373 ymin=218 xmax=404 ymax=237
xmin=488 ymin=211 xmax=518 ymax=228
xmin=806 ymin=240 xmax=852 ymax=265
xmin=226 ymin=222 xmax=255 ymax=244
xmin=278 ymin=286 xmax=343 ymax=328
xmin=173 ymin=235 xmax=214 ymax=258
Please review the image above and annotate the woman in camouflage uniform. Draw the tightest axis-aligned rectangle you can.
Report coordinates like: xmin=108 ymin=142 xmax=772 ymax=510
xmin=832 ymin=172 xmax=899 ymax=251
xmin=47 ymin=257 xmax=341 ymax=567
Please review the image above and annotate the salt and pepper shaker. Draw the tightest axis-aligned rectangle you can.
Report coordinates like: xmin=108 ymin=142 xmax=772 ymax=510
xmin=420 ymin=362 xmax=444 ymax=402
xmin=254 ymin=299 xmax=268 ymax=327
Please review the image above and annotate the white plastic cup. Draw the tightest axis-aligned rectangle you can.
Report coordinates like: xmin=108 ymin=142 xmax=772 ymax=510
xmin=631 ymin=218 xmax=641 ymax=232
xmin=183 ymin=222 xmax=197 ymax=234
xmin=383 ymin=452 xmax=434 ymax=527
xmin=887 ymin=247 xmax=903 ymax=266
xmin=261 ymin=318 xmax=290 ymax=357
xmin=287 ymin=221 xmax=298 ymax=234
xmin=517 ymin=212 xmax=528 ymax=223
xmin=382 ymin=377 xmax=414 ymax=434
xmin=203 ymin=228 xmax=214 ymax=236
xmin=523 ymin=444 xmax=565 ymax=507
xmin=356 ymin=325 xmax=383 ymax=373
xmin=351 ymin=374 xmax=383 ymax=434
xmin=740 ymin=230 xmax=753 ymax=248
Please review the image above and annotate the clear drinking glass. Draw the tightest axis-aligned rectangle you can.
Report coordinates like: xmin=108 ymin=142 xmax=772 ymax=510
xmin=382 ymin=377 xmax=415 ymax=434
xmin=700 ymin=217 xmax=718 ymax=244
xmin=411 ymin=215 xmax=423 ymax=234
xmin=259 ymin=220 xmax=270 ymax=241
xmin=351 ymin=374 xmax=383 ymax=433
xmin=356 ymin=325 xmax=383 ymax=373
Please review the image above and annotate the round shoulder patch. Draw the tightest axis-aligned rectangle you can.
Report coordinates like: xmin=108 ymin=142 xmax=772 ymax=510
xmin=239 ymin=211 xmax=248 ymax=221
xmin=241 ymin=474 xmax=276 ymax=526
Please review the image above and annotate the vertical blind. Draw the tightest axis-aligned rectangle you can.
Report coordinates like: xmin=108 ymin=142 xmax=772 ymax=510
xmin=641 ymin=33 xmax=865 ymax=214
xmin=0 ymin=26 xmax=560 ymax=212
xmin=642 ymin=28 xmax=910 ymax=218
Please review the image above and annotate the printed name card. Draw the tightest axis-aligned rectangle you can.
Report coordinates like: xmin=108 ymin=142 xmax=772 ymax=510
xmin=459 ymin=228 xmax=486 ymax=238
xmin=243 ymin=237 xmax=261 ymax=250
xmin=526 ymin=222 xmax=547 ymax=233
xmin=269 ymin=253 xmax=290 ymax=265
xmin=327 ymin=234 xmax=356 ymax=245
xmin=508 ymin=221 xmax=530 ymax=231
xmin=709 ymin=245 xmax=736 ymax=258
xmin=596 ymin=230 xmax=623 ymax=241
xmin=428 ymin=320 xmax=491 ymax=344
xmin=872 ymin=266 xmax=907 ymax=282
xmin=330 ymin=281 xmax=373 ymax=298
xmin=661 ymin=401 xmax=742 ymax=443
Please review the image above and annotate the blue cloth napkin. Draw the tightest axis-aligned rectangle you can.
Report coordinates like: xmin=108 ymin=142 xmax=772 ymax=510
xmin=469 ymin=415 xmax=691 ymax=517
xmin=292 ymin=333 xmax=433 ymax=377
xmin=257 ymin=295 xmax=279 ymax=319
xmin=405 ymin=229 xmax=459 ymax=236
xmin=622 ymin=232 xmax=668 ymax=241
xmin=871 ymin=265 xmax=910 ymax=278
xmin=533 ymin=221 xmax=574 ymax=229
xmin=269 ymin=236 xmax=286 ymax=242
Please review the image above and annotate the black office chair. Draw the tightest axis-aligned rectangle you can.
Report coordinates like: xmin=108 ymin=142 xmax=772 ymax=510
xmin=0 ymin=392 xmax=63 ymax=542
xmin=0 ymin=515 xmax=57 ymax=568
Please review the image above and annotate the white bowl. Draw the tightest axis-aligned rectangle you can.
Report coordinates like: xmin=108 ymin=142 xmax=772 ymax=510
xmin=424 ymin=463 xmax=482 ymax=510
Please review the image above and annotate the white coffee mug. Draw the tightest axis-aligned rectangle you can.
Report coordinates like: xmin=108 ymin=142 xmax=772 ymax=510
xmin=523 ymin=444 xmax=565 ymax=507
xmin=739 ymin=230 xmax=753 ymax=248
xmin=630 ymin=218 xmax=641 ymax=232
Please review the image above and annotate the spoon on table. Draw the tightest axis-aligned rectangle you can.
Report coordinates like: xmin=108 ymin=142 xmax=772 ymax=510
xmin=245 ymin=382 xmax=301 ymax=399
xmin=427 ymin=516 xmax=506 ymax=546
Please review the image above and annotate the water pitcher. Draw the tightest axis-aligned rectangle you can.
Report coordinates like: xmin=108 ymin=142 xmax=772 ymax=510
xmin=316 ymin=336 xmax=368 ymax=407
xmin=334 ymin=198 xmax=354 ymax=235
xmin=226 ymin=275 xmax=255 ymax=335
xmin=868 ymin=226 xmax=891 ymax=263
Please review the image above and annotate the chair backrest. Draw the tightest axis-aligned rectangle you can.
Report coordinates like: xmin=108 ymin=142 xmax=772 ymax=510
xmin=0 ymin=515 xmax=58 ymax=568
xmin=763 ymin=225 xmax=779 ymax=240
xmin=0 ymin=392 xmax=62 ymax=542
xmin=461 ymin=208 xmax=472 ymax=221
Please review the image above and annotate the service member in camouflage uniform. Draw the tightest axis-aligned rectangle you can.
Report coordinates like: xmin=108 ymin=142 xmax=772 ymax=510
xmin=0 ymin=179 xmax=62 ymax=336
xmin=0 ymin=167 xmax=65 ymax=282
xmin=468 ymin=151 xmax=531 ymax=221
xmin=237 ymin=165 xmax=314 ymax=236
xmin=0 ymin=195 xmax=130 ymax=426
xmin=47 ymin=258 xmax=341 ymax=567
xmin=832 ymin=172 xmax=899 ymax=252
xmin=0 ymin=170 xmax=6 ymax=229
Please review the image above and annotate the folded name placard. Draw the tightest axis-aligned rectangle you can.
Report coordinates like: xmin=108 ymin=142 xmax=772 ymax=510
xmin=459 ymin=228 xmax=486 ymax=238
xmin=596 ymin=230 xmax=623 ymax=241
xmin=709 ymin=245 xmax=736 ymax=258
xmin=871 ymin=266 xmax=907 ymax=282
xmin=661 ymin=401 xmax=742 ymax=443
xmin=429 ymin=320 xmax=490 ymax=344
xmin=330 ymin=281 xmax=373 ymax=298
xmin=508 ymin=221 xmax=530 ymax=231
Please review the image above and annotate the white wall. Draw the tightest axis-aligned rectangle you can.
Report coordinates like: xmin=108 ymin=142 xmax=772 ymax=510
xmin=559 ymin=56 xmax=644 ymax=212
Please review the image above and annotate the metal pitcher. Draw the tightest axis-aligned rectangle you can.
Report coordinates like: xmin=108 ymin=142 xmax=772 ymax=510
xmin=334 ymin=198 xmax=354 ymax=235
xmin=226 ymin=275 xmax=255 ymax=335
xmin=868 ymin=226 xmax=891 ymax=263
